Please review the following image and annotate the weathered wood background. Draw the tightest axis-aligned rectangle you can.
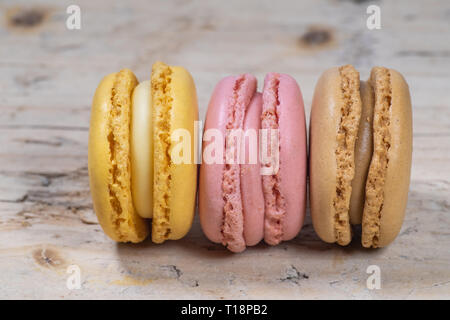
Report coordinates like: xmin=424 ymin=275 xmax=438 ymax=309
xmin=0 ymin=0 xmax=449 ymax=299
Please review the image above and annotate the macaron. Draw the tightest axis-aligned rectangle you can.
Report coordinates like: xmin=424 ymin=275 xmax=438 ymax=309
xmin=88 ymin=61 xmax=198 ymax=243
xmin=309 ymin=65 xmax=412 ymax=248
xmin=199 ymin=73 xmax=307 ymax=252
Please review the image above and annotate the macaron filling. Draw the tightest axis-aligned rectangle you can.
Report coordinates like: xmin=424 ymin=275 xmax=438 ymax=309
xmin=221 ymin=75 xmax=255 ymax=252
xmin=241 ymin=93 xmax=265 ymax=246
xmin=261 ymin=74 xmax=286 ymax=245
xmin=349 ymin=81 xmax=374 ymax=225
xmin=130 ymin=80 xmax=154 ymax=219
xmin=151 ymin=62 xmax=173 ymax=243
xmin=362 ymin=67 xmax=392 ymax=248
xmin=333 ymin=65 xmax=362 ymax=245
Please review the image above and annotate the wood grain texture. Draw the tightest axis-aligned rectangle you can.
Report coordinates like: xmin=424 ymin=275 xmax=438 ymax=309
xmin=0 ymin=0 xmax=449 ymax=299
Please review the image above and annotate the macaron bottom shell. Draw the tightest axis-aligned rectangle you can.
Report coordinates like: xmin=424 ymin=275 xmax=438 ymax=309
xmin=89 ymin=70 xmax=149 ymax=243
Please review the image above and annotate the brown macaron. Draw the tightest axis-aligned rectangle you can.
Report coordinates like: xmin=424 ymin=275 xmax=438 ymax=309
xmin=309 ymin=65 xmax=412 ymax=248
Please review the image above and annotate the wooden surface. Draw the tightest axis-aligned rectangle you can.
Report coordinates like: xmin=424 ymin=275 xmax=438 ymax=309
xmin=0 ymin=0 xmax=449 ymax=299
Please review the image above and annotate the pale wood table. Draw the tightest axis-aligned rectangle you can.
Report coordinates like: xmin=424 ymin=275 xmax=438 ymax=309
xmin=1 ymin=0 xmax=449 ymax=299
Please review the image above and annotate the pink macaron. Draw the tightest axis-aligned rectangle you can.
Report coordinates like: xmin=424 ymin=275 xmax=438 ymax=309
xmin=199 ymin=73 xmax=307 ymax=252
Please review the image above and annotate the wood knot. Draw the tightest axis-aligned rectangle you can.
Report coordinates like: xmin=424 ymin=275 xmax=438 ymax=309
xmin=7 ymin=7 xmax=47 ymax=30
xmin=33 ymin=248 xmax=65 ymax=269
xmin=299 ymin=26 xmax=334 ymax=49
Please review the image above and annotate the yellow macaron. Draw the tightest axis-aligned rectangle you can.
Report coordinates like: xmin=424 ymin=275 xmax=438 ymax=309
xmin=89 ymin=62 xmax=198 ymax=243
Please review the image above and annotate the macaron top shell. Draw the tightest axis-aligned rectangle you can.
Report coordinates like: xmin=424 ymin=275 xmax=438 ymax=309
xmin=165 ymin=64 xmax=199 ymax=241
xmin=263 ymin=73 xmax=307 ymax=243
xmin=151 ymin=62 xmax=199 ymax=243
xmin=89 ymin=70 xmax=149 ymax=243
xmin=361 ymin=68 xmax=412 ymax=248
xmin=378 ymin=69 xmax=412 ymax=247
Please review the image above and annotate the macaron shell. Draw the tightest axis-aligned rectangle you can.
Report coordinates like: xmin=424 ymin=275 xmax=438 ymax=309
xmin=89 ymin=73 xmax=119 ymax=240
xmin=199 ymin=76 xmax=236 ymax=244
xmin=309 ymin=67 xmax=344 ymax=244
xmin=366 ymin=69 xmax=412 ymax=247
xmin=261 ymin=74 xmax=285 ymax=245
xmin=199 ymin=74 xmax=258 ymax=249
xmin=241 ymin=92 xmax=264 ymax=246
xmin=361 ymin=67 xmax=392 ymax=247
xmin=276 ymin=74 xmax=307 ymax=241
xmin=166 ymin=65 xmax=199 ymax=240
xmin=151 ymin=62 xmax=173 ymax=243
xmin=221 ymin=74 xmax=258 ymax=253
xmin=88 ymin=71 xmax=149 ymax=243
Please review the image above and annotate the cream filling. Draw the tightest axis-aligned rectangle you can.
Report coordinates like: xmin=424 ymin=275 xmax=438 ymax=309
xmin=349 ymin=81 xmax=374 ymax=225
xmin=130 ymin=80 xmax=154 ymax=218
